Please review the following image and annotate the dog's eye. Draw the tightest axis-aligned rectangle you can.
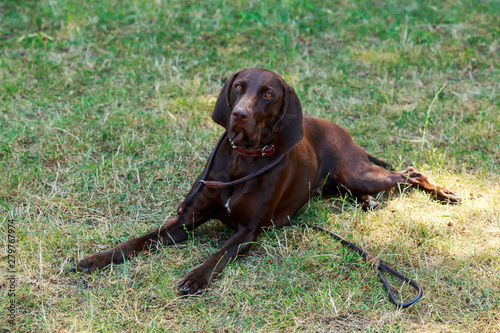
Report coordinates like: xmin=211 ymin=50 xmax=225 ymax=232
xmin=264 ymin=92 xmax=273 ymax=98
xmin=235 ymin=84 xmax=242 ymax=91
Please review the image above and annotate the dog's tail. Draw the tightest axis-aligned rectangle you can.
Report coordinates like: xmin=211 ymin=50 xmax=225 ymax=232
xmin=368 ymin=154 xmax=392 ymax=170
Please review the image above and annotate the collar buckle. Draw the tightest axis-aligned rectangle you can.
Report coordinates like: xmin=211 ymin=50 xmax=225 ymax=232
xmin=261 ymin=145 xmax=275 ymax=157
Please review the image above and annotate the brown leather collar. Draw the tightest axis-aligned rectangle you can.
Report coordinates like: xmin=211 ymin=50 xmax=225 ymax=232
xmin=228 ymin=137 xmax=276 ymax=157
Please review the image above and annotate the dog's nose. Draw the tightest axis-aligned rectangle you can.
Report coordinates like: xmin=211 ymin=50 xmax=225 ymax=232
xmin=231 ymin=108 xmax=250 ymax=124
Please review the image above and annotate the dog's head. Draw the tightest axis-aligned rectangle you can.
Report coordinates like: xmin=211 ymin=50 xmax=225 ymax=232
xmin=211 ymin=68 xmax=304 ymax=154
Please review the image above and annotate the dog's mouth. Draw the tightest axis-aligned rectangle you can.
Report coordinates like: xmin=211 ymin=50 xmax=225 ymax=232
xmin=229 ymin=119 xmax=275 ymax=150
xmin=230 ymin=131 xmax=261 ymax=149
xmin=229 ymin=118 xmax=277 ymax=150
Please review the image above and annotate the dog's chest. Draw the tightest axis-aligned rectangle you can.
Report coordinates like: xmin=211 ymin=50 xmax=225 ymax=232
xmin=224 ymin=198 xmax=232 ymax=216
xmin=216 ymin=183 xmax=261 ymax=228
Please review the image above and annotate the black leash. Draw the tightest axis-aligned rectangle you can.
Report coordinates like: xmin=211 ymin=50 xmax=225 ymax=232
xmin=177 ymin=131 xmax=423 ymax=308
xmin=300 ymin=224 xmax=423 ymax=308
xmin=177 ymin=132 xmax=228 ymax=215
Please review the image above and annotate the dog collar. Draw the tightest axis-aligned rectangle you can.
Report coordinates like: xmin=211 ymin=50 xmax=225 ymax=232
xmin=228 ymin=137 xmax=276 ymax=157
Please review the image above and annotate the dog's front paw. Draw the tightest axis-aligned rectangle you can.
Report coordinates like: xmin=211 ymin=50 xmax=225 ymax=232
xmin=178 ymin=267 xmax=213 ymax=295
xmin=71 ymin=249 xmax=118 ymax=273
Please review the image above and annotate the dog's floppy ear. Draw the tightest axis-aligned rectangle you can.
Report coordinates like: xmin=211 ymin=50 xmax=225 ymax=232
xmin=211 ymin=71 xmax=240 ymax=129
xmin=272 ymin=85 xmax=304 ymax=154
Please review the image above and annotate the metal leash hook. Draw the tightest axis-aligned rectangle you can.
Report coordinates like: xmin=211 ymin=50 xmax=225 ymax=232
xmin=304 ymin=224 xmax=423 ymax=308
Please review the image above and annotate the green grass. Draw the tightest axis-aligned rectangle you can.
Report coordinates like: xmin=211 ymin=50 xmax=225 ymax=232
xmin=1 ymin=0 xmax=499 ymax=331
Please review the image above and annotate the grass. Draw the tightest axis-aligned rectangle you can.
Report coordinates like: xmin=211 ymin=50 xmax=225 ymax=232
xmin=0 ymin=0 xmax=499 ymax=331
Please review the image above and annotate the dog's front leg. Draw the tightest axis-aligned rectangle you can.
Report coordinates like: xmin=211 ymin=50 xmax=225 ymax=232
xmin=72 ymin=216 xmax=198 ymax=273
xmin=178 ymin=225 xmax=260 ymax=295
xmin=72 ymin=185 xmax=220 ymax=273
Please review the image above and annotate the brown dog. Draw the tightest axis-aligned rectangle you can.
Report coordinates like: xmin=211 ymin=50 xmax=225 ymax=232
xmin=73 ymin=68 xmax=459 ymax=294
